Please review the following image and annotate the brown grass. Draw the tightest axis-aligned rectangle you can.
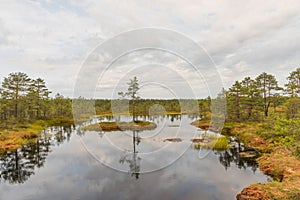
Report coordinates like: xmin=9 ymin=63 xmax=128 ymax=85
xmin=232 ymin=123 xmax=300 ymax=199
xmin=0 ymin=123 xmax=44 ymax=153
xmin=190 ymin=120 xmax=210 ymax=130
xmin=191 ymin=138 xmax=206 ymax=143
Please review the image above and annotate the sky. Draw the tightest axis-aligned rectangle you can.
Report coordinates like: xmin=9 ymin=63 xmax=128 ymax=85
xmin=0 ymin=0 xmax=300 ymax=98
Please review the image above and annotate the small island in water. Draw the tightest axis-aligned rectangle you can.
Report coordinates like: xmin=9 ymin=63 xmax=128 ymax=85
xmin=82 ymin=120 xmax=157 ymax=131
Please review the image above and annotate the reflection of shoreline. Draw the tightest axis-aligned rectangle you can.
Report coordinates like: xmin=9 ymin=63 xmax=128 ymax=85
xmin=0 ymin=125 xmax=73 ymax=184
xmin=0 ymin=114 xmax=260 ymax=185
xmin=214 ymin=147 xmax=259 ymax=173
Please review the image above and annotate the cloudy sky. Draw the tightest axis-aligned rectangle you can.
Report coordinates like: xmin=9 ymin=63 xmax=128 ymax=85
xmin=0 ymin=0 xmax=300 ymax=98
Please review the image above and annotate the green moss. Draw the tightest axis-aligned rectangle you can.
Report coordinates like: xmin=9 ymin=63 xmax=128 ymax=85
xmin=193 ymin=136 xmax=230 ymax=151
xmin=213 ymin=136 xmax=230 ymax=150
xmin=194 ymin=143 xmax=201 ymax=149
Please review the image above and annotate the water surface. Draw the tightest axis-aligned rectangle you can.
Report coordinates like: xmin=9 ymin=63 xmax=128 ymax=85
xmin=0 ymin=115 xmax=268 ymax=200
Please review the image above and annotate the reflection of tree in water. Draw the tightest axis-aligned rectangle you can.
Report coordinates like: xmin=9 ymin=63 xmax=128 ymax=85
xmin=119 ymin=130 xmax=141 ymax=179
xmin=187 ymin=114 xmax=198 ymax=120
xmin=0 ymin=125 xmax=73 ymax=184
xmin=0 ymin=132 xmax=51 ymax=184
xmin=215 ymin=147 xmax=258 ymax=173
xmin=167 ymin=114 xmax=181 ymax=122
xmin=51 ymin=125 xmax=73 ymax=145
xmin=98 ymin=114 xmax=185 ymax=128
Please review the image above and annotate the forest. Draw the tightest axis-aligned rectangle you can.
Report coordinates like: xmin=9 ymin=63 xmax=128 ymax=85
xmin=0 ymin=72 xmax=73 ymax=124
xmin=1 ymin=68 xmax=300 ymax=123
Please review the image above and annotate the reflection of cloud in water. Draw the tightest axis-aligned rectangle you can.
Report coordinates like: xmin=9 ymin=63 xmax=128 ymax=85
xmin=0 ymin=115 xmax=268 ymax=200
xmin=80 ymin=115 xmax=198 ymax=173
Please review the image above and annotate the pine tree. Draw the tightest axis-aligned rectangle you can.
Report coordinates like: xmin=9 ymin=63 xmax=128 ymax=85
xmin=227 ymin=81 xmax=242 ymax=121
xmin=256 ymin=72 xmax=279 ymax=117
xmin=118 ymin=77 xmax=140 ymax=122
xmin=27 ymin=78 xmax=51 ymax=119
xmin=240 ymin=77 xmax=260 ymax=120
xmin=1 ymin=72 xmax=31 ymax=120
xmin=285 ymin=67 xmax=300 ymax=97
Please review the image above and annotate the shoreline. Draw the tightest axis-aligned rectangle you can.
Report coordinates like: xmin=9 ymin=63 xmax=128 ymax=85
xmin=191 ymin=119 xmax=300 ymax=199
xmin=0 ymin=117 xmax=75 ymax=153
xmin=2 ymin=115 xmax=299 ymax=199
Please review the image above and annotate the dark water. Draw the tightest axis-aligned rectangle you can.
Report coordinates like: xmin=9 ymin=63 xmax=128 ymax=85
xmin=0 ymin=115 xmax=268 ymax=200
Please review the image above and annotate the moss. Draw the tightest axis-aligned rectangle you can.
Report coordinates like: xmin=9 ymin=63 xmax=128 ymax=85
xmin=258 ymin=151 xmax=300 ymax=181
xmin=238 ymin=151 xmax=300 ymax=199
xmin=221 ymin=124 xmax=233 ymax=134
xmin=214 ymin=120 xmax=300 ymax=199
xmin=82 ymin=121 xmax=157 ymax=132
xmin=0 ymin=122 xmax=45 ymax=153
xmin=257 ymin=178 xmax=300 ymax=200
xmin=191 ymin=138 xmax=206 ymax=143
xmin=193 ymin=136 xmax=230 ymax=151
xmin=163 ymin=138 xmax=182 ymax=142
xmin=211 ymin=136 xmax=230 ymax=150
xmin=191 ymin=119 xmax=210 ymax=130
xmin=0 ymin=117 xmax=76 ymax=153
xmin=216 ymin=136 xmax=229 ymax=148
xmin=100 ymin=122 xmax=119 ymax=131
xmin=193 ymin=143 xmax=201 ymax=149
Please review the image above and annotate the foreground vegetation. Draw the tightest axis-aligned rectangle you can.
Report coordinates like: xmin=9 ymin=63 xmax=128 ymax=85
xmin=230 ymin=119 xmax=300 ymax=199
xmin=0 ymin=118 xmax=78 ymax=152
xmin=194 ymin=117 xmax=300 ymax=199
xmin=0 ymin=121 xmax=45 ymax=153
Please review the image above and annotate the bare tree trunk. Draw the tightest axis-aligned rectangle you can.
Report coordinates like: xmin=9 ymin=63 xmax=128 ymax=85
xmin=132 ymin=100 xmax=135 ymax=122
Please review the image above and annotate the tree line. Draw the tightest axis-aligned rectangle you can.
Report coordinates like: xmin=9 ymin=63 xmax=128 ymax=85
xmin=223 ymin=68 xmax=300 ymax=122
xmin=1 ymin=68 xmax=299 ymax=126
xmin=0 ymin=72 xmax=72 ymax=124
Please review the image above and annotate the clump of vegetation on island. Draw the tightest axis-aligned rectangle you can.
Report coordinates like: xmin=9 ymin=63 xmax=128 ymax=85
xmin=163 ymin=138 xmax=182 ymax=142
xmin=82 ymin=77 xmax=157 ymax=132
xmin=190 ymin=120 xmax=210 ymax=130
xmin=193 ymin=135 xmax=230 ymax=151
xmin=82 ymin=121 xmax=157 ymax=131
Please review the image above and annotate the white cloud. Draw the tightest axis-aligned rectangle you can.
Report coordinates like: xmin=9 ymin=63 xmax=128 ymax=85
xmin=0 ymin=0 xmax=300 ymax=97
